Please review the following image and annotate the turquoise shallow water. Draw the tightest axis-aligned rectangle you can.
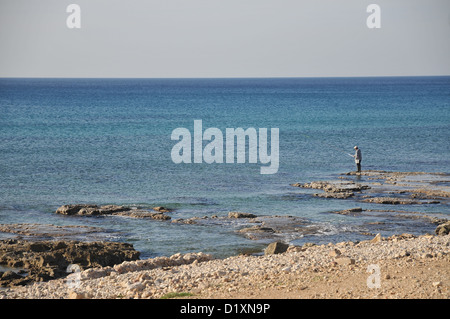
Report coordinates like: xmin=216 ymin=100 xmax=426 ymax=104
xmin=0 ymin=77 xmax=449 ymax=258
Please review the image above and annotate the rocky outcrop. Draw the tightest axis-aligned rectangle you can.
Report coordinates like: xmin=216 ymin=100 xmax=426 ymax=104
xmin=55 ymin=204 xmax=171 ymax=220
xmin=292 ymin=180 xmax=370 ymax=200
xmin=331 ymin=207 xmax=363 ymax=215
xmin=295 ymin=181 xmax=370 ymax=193
xmin=113 ymin=210 xmax=171 ymax=220
xmin=435 ymin=221 xmax=450 ymax=236
xmin=314 ymin=192 xmax=354 ymax=199
xmin=0 ymin=239 xmax=140 ymax=287
xmin=56 ymin=204 xmax=131 ymax=216
xmin=292 ymin=171 xmax=449 ymax=208
xmin=152 ymin=206 xmax=172 ymax=213
xmin=265 ymin=241 xmax=289 ymax=255
xmin=228 ymin=212 xmax=257 ymax=219
xmin=171 ymin=217 xmax=201 ymax=225
xmin=362 ymin=197 xmax=440 ymax=205
xmin=410 ymin=189 xmax=450 ymax=199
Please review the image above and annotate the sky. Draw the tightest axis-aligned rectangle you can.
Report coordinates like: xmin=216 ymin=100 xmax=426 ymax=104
xmin=0 ymin=0 xmax=449 ymax=78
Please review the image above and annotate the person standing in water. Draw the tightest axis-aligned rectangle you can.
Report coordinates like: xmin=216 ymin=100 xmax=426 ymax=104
xmin=353 ymin=146 xmax=362 ymax=173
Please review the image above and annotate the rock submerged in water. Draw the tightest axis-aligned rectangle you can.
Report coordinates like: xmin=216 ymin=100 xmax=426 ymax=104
xmin=114 ymin=210 xmax=171 ymax=220
xmin=235 ymin=215 xmax=320 ymax=242
xmin=331 ymin=207 xmax=363 ymax=215
xmin=0 ymin=223 xmax=107 ymax=240
xmin=314 ymin=192 xmax=354 ymax=199
xmin=237 ymin=226 xmax=275 ymax=240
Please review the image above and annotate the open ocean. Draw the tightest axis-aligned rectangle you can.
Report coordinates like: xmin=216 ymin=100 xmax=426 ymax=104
xmin=0 ymin=77 xmax=449 ymax=258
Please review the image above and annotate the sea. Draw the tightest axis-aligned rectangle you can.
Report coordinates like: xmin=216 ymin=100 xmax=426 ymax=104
xmin=0 ymin=76 xmax=449 ymax=258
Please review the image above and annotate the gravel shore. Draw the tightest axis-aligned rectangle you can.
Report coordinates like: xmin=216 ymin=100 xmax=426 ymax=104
xmin=1 ymin=233 xmax=448 ymax=299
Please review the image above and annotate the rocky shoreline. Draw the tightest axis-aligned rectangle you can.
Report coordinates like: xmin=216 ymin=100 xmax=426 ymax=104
xmin=0 ymin=170 xmax=448 ymax=298
xmin=0 ymin=239 xmax=140 ymax=287
xmin=0 ymin=232 xmax=448 ymax=299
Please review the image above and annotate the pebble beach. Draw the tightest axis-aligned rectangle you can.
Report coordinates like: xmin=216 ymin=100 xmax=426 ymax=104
xmin=1 ymin=232 xmax=448 ymax=299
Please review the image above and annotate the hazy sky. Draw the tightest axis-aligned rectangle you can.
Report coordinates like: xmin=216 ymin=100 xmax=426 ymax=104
xmin=0 ymin=0 xmax=449 ymax=78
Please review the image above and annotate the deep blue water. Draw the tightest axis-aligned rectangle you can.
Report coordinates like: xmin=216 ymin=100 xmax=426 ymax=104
xmin=0 ymin=77 xmax=449 ymax=258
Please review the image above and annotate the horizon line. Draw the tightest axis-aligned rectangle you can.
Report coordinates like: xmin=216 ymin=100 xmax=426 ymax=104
xmin=1 ymin=74 xmax=450 ymax=80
